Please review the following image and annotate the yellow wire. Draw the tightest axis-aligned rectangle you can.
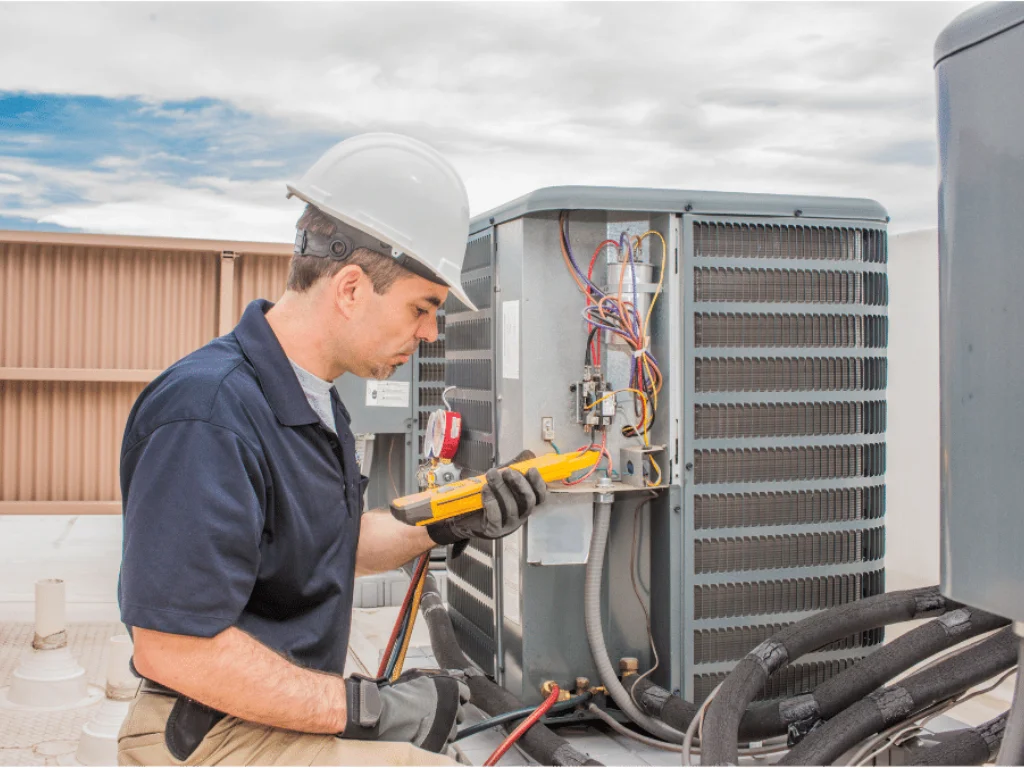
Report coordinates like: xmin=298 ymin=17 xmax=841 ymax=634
xmin=647 ymin=454 xmax=663 ymax=487
xmin=390 ymin=563 xmax=427 ymax=681
xmin=585 ymin=388 xmax=651 ymax=446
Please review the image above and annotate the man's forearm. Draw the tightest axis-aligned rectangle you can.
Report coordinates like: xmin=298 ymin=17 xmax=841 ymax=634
xmin=355 ymin=509 xmax=436 ymax=577
xmin=132 ymin=626 xmax=347 ymax=733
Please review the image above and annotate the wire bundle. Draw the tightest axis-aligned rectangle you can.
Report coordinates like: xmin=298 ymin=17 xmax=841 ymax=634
xmin=559 ymin=211 xmax=665 ymax=485
xmin=377 ymin=552 xmax=430 ymax=682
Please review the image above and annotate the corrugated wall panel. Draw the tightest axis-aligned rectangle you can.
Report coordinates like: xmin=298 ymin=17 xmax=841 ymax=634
xmin=1 ymin=242 xmax=219 ymax=369
xmin=0 ymin=381 xmax=145 ymax=501
xmin=234 ymin=252 xmax=290 ymax=322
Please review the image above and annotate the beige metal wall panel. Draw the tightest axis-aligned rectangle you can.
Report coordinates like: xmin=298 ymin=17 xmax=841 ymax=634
xmin=233 ymin=251 xmax=290 ymax=322
xmin=0 ymin=231 xmax=291 ymax=514
xmin=1 ymin=241 xmax=219 ymax=371
xmin=0 ymin=381 xmax=145 ymax=502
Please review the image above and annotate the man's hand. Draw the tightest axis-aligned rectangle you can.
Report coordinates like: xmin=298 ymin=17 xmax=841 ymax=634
xmin=427 ymin=457 xmax=547 ymax=545
xmin=341 ymin=669 xmax=470 ymax=752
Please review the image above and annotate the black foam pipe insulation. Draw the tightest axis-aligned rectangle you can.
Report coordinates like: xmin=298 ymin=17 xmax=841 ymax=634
xmin=779 ymin=627 xmax=1018 ymax=766
xmin=700 ymin=585 xmax=956 ymax=765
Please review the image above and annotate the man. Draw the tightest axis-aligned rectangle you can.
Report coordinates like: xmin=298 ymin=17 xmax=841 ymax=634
xmin=116 ymin=134 xmax=547 ymax=766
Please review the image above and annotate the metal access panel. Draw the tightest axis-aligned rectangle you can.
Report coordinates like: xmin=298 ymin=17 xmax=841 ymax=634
xmin=935 ymin=4 xmax=1024 ymax=621
xmin=444 ymin=187 xmax=889 ymax=705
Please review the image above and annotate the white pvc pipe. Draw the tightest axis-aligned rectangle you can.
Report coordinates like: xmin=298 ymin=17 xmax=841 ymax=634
xmin=105 ymin=634 xmax=137 ymax=700
xmin=34 ymin=578 xmax=67 ymax=649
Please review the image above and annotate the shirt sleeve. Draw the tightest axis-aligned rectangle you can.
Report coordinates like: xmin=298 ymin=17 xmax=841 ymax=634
xmin=358 ymin=474 xmax=370 ymax=514
xmin=119 ymin=420 xmax=266 ymax=638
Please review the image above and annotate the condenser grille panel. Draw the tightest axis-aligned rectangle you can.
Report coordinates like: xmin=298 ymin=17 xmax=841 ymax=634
xmin=684 ymin=216 xmax=887 ymax=702
xmin=695 ymin=486 xmax=885 ymax=529
xmin=694 ymin=658 xmax=860 ymax=704
xmin=695 ymin=402 xmax=886 ymax=439
xmin=694 ymin=527 xmax=885 ymax=573
xmin=446 ymin=318 xmax=492 ymax=352
xmin=446 ymin=231 xmax=498 ymax=679
xmin=695 ymin=358 xmax=887 ymax=393
xmin=694 ymin=444 xmax=886 ymax=484
xmin=695 ymin=625 xmax=884 ymax=664
xmin=449 ymin=398 xmax=493 ymax=434
xmin=695 ymin=313 xmax=888 ymax=348
xmin=694 ymin=223 xmax=886 ymax=264
xmin=695 ymin=267 xmax=888 ymax=305
xmin=694 ymin=570 xmax=886 ymax=620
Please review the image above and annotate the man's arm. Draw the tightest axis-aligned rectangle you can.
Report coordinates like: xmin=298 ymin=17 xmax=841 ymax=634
xmin=356 ymin=509 xmax=434 ymax=577
xmin=132 ymin=625 xmax=347 ymax=733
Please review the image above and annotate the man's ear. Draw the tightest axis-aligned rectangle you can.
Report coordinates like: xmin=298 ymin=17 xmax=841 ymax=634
xmin=331 ymin=264 xmax=368 ymax=319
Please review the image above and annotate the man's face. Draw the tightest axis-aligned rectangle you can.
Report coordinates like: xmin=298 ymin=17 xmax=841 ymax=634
xmin=340 ymin=271 xmax=447 ymax=380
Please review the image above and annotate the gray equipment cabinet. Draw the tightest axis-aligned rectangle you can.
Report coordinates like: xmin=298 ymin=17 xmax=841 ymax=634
xmin=935 ymin=3 xmax=1024 ymax=622
xmin=444 ymin=186 xmax=889 ymax=705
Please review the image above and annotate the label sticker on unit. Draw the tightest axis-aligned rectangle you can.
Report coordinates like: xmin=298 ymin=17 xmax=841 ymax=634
xmin=502 ymin=300 xmax=520 ymax=380
xmin=365 ymin=380 xmax=410 ymax=408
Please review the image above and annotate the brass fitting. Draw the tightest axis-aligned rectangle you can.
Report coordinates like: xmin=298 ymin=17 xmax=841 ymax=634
xmin=619 ymin=657 xmax=639 ymax=677
xmin=575 ymin=677 xmax=591 ymax=694
xmin=540 ymin=680 xmax=572 ymax=702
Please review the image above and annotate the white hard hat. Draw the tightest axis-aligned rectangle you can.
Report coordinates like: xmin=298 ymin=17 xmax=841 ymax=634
xmin=286 ymin=133 xmax=477 ymax=312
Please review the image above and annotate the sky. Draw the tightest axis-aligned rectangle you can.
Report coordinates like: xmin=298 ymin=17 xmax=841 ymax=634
xmin=0 ymin=1 xmax=971 ymax=241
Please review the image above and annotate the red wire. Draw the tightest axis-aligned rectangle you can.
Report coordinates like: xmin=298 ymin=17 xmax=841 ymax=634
xmin=586 ymin=240 xmax=617 ymax=366
xmin=483 ymin=685 xmax=560 ymax=766
xmin=377 ymin=553 xmax=429 ymax=679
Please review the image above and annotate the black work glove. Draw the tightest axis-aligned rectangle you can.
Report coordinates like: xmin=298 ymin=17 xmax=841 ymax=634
xmin=426 ymin=450 xmax=547 ymax=546
xmin=341 ymin=669 xmax=470 ymax=752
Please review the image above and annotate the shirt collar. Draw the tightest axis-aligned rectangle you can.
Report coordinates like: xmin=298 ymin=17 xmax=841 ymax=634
xmin=234 ymin=299 xmax=321 ymax=428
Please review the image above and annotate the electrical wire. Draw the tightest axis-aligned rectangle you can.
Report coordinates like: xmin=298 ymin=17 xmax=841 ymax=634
xmin=847 ymin=667 xmax=1019 ymax=767
xmin=377 ymin=553 xmax=428 ymax=679
xmin=589 ymin=703 xmax=683 ymax=753
xmin=563 ymin=434 xmax=610 ymax=486
xmin=628 ymin=494 xmax=660 ymax=709
xmin=379 ymin=553 xmax=429 ymax=680
xmin=683 ymin=682 xmax=722 ymax=766
xmin=389 ymin=557 xmax=428 ymax=681
xmin=455 ymin=692 xmax=594 ymax=741
xmin=484 ymin=685 xmax=561 ymax=766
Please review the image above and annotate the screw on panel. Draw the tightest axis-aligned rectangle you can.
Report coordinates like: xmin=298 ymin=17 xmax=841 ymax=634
xmin=685 ymin=462 xmax=694 ymax=471
xmin=794 ymin=209 xmax=803 ymax=217
xmin=684 ymin=204 xmax=693 ymax=212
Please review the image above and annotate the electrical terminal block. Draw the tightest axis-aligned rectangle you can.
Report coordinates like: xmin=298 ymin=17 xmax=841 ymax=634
xmin=570 ymin=367 xmax=615 ymax=432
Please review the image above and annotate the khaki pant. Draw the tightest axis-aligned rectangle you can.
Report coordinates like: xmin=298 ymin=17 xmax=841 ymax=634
xmin=117 ymin=691 xmax=459 ymax=766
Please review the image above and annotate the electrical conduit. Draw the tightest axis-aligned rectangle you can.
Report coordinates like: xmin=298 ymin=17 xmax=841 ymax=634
xmin=584 ymin=493 xmax=686 ymax=744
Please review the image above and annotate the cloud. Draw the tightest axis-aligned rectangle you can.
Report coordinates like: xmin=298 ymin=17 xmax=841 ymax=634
xmin=0 ymin=1 xmax=974 ymax=237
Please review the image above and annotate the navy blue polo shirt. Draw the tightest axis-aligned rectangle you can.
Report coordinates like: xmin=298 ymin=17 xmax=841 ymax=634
xmin=118 ymin=299 xmax=366 ymax=674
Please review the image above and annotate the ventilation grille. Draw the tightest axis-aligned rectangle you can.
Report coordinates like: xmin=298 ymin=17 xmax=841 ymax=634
xmin=695 ymin=625 xmax=884 ymax=664
xmin=695 ymin=401 xmax=886 ymax=439
xmin=696 ymin=357 xmax=886 ymax=393
xmin=460 ymin=274 xmax=494 ymax=311
xmin=449 ymin=398 xmax=493 ymax=434
xmin=464 ymin=234 xmax=493 ymax=271
xmin=695 ymin=527 xmax=885 ymax=573
xmin=449 ymin=609 xmax=495 ymax=675
xmin=694 ymin=570 xmax=886 ymax=620
xmin=419 ymin=361 xmax=446 ymax=383
xmin=448 ymin=576 xmax=495 ymax=632
xmin=454 ymin=438 xmax=493 ymax=474
xmin=694 ymin=223 xmax=886 ymax=264
xmin=695 ymin=486 xmax=885 ymax=529
xmin=446 ymin=318 xmax=492 ymax=352
xmin=695 ymin=444 xmax=885 ymax=484
xmin=419 ymin=386 xmax=446 ymax=408
xmin=446 ymin=360 xmax=492 ymax=391
xmin=695 ymin=313 xmax=887 ymax=348
xmin=419 ymin=339 xmax=445 ymax=358
xmin=695 ymin=658 xmax=861 ymax=703
xmin=695 ymin=267 xmax=887 ymax=305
